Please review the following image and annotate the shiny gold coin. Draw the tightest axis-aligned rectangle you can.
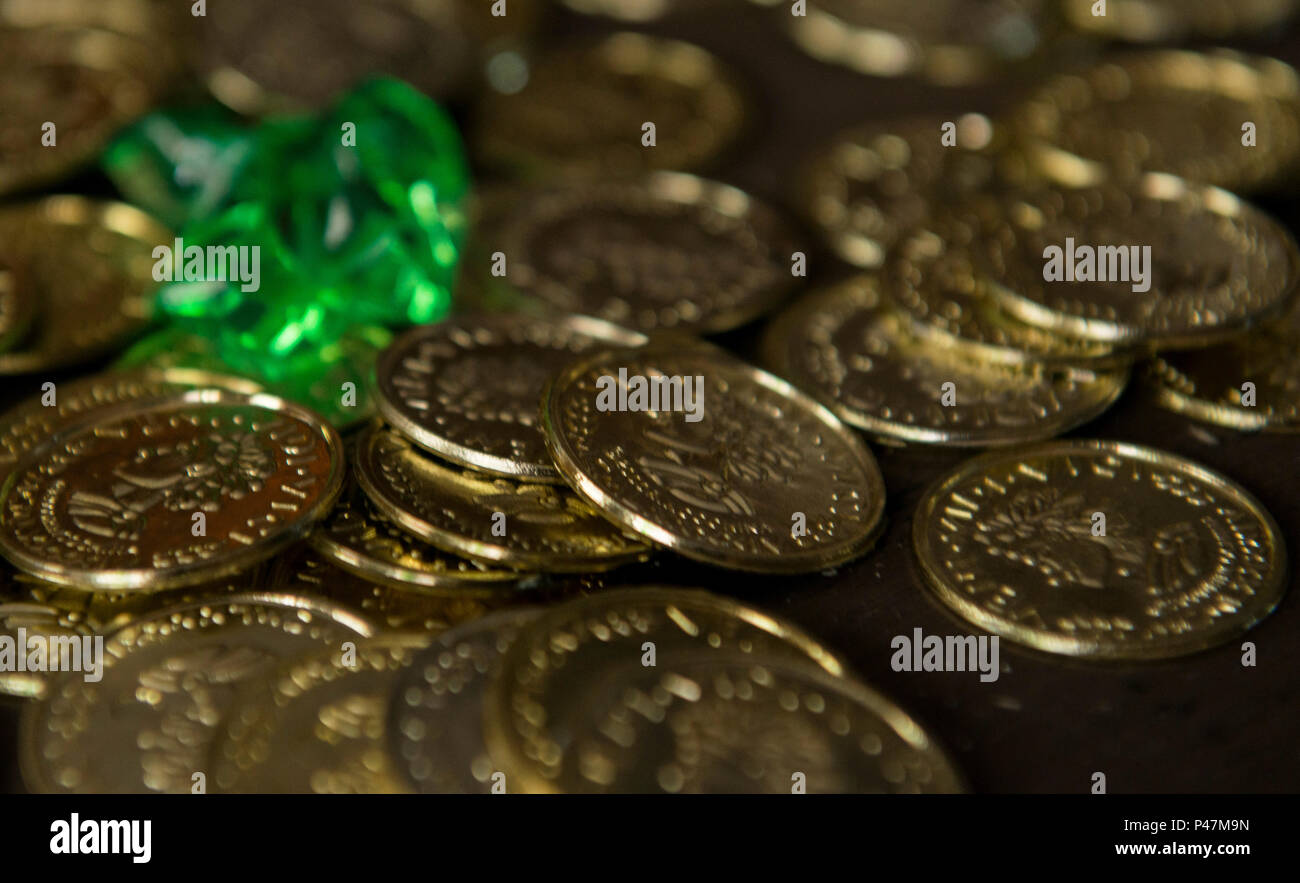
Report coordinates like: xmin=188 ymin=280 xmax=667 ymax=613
xmin=542 ymin=341 xmax=886 ymax=572
xmin=765 ymin=276 xmax=1128 ymax=447
xmin=389 ymin=608 xmax=541 ymax=794
xmin=354 ymin=423 xmax=650 ymax=572
xmin=796 ymin=114 xmax=1000 ymax=269
xmin=475 ymin=32 xmax=748 ymax=178
xmin=485 ymin=587 xmax=899 ymax=793
xmin=0 ymin=390 xmax=344 ymax=591
xmin=308 ymin=463 xmax=539 ymax=595
xmin=914 ymin=440 xmax=1287 ymax=660
xmin=1146 ymin=299 xmax=1300 ymax=432
xmin=0 ymin=368 xmax=262 ymax=483
xmin=784 ymin=0 xmax=1053 ymax=85
xmin=376 ymin=313 xmax=645 ymax=482
xmin=0 ymin=258 xmax=33 ymax=354
xmin=1011 ymin=50 xmax=1300 ymax=193
xmin=20 ymin=595 xmax=374 ymax=793
xmin=1061 ymin=0 xmax=1298 ymax=43
xmin=0 ymin=197 xmax=168 ymax=375
xmin=980 ymin=176 xmax=1300 ymax=347
xmin=210 ymin=634 xmax=428 ymax=794
xmin=888 ymin=210 xmax=1129 ymax=368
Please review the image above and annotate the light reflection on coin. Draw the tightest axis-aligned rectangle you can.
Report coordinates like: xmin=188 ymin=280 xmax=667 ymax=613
xmin=376 ymin=313 xmax=645 ymax=481
xmin=913 ymin=440 xmax=1287 ymax=659
xmin=0 ymin=391 xmax=344 ymax=590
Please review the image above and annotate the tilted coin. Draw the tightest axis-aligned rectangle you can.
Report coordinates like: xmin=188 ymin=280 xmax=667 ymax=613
xmin=0 ymin=258 xmax=33 ymax=354
xmin=542 ymin=342 xmax=886 ymax=572
xmin=1146 ymin=299 xmax=1300 ymax=432
xmin=376 ymin=313 xmax=646 ymax=481
xmin=475 ymin=32 xmax=748 ymax=178
xmin=913 ymin=440 xmax=1287 ymax=659
xmin=796 ymin=113 xmax=999 ymax=269
xmin=308 ymin=464 xmax=538 ymax=594
xmin=389 ymin=608 xmax=541 ymax=794
xmin=764 ymin=276 xmax=1128 ymax=447
xmin=484 ymin=587 xmax=852 ymax=793
xmin=785 ymin=0 xmax=1053 ymax=85
xmin=0 ymin=390 xmax=344 ymax=590
xmin=1011 ymin=50 xmax=1300 ymax=193
xmin=354 ymin=424 xmax=650 ymax=572
xmin=0 ymin=197 xmax=168 ymax=375
xmin=980 ymin=176 xmax=1300 ymax=347
xmin=491 ymin=172 xmax=801 ymax=333
xmin=20 ymin=595 xmax=374 ymax=793
xmin=210 ymin=635 xmax=428 ymax=794
xmin=0 ymin=368 xmax=262 ymax=483
xmin=1060 ymin=0 xmax=1298 ymax=43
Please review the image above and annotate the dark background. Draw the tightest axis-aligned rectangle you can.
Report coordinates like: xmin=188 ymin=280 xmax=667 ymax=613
xmin=2 ymin=2 xmax=1298 ymax=793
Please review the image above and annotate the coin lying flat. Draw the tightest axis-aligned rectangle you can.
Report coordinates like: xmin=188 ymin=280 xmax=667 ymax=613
xmin=913 ymin=440 xmax=1287 ymax=660
xmin=210 ymin=635 xmax=428 ymax=793
xmin=389 ymin=608 xmax=541 ymax=794
xmin=0 ymin=260 xmax=32 ymax=354
xmin=0 ymin=198 xmax=168 ymax=375
xmin=542 ymin=342 xmax=886 ymax=572
xmin=475 ymin=32 xmax=748 ymax=178
xmin=0 ymin=390 xmax=344 ymax=590
xmin=1061 ymin=0 xmax=1299 ymax=43
xmin=765 ymin=276 xmax=1128 ymax=447
xmin=796 ymin=114 xmax=999 ymax=269
xmin=20 ymin=595 xmax=374 ymax=793
xmin=980 ymin=177 xmax=1300 ymax=348
xmin=485 ymin=587 xmax=878 ymax=793
xmin=492 ymin=173 xmax=801 ymax=334
xmin=1012 ymin=50 xmax=1300 ymax=193
xmin=376 ymin=313 xmax=645 ymax=481
xmin=354 ymin=424 xmax=650 ymax=572
xmin=308 ymin=464 xmax=537 ymax=594
xmin=1146 ymin=300 xmax=1300 ymax=432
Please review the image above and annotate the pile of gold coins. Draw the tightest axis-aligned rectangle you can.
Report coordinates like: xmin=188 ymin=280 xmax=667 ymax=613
xmin=2 ymin=0 xmax=1299 ymax=794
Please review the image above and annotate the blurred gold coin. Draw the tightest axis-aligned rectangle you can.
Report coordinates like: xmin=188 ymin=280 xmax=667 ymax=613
xmin=354 ymin=424 xmax=650 ymax=572
xmin=0 ymin=197 xmax=167 ymax=375
xmin=1060 ymin=0 xmax=1298 ymax=42
xmin=764 ymin=276 xmax=1128 ymax=447
xmin=913 ymin=440 xmax=1287 ymax=659
xmin=0 ymin=259 xmax=32 ymax=354
xmin=475 ymin=32 xmax=748 ymax=178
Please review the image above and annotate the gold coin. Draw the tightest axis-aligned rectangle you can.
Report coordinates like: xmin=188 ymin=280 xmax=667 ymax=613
xmin=0 ymin=197 xmax=168 ymax=375
xmin=376 ymin=313 xmax=645 ymax=482
xmin=796 ymin=114 xmax=1000 ymax=269
xmin=475 ymin=32 xmax=748 ymax=178
xmin=354 ymin=423 xmax=650 ymax=572
xmin=308 ymin=462 xmax=540 ymax=595
xmin=913 ymin=440 xmax=1287 ymax=660
xmin=20 ymin=595 xmax=374 ymax=793
xmin=785 ymin=0 xmax=1053 ymax=85
xmin=542 ymin=341 xmax=886 ymax=572
xmin=980 ymin=176 xmax=1300 ymax=347
xmin=1060 ymin=0 xmax=1298 ymax=43
xmin=491 ymin=173 xmax=802 ymax=334
xmin=1146 ymin=299 xmax=1300 ymax=432
xmin=486 ymin=587 xmax=949 ymax=793
xmin=560 ymin=0 xmax=729 ymax=19
xmin=389 ymin=608 xmax=542 ymax=794
xmin=0 ymin=258 xmax=33 ymax=354
xmin=1011 ymin=50 xmax=1300 ymax=193
xmin=764 ymin=276 xmax=1128 ymax=447
xmin=209 ymin=634 xmax=428 ymax=794
xmin=0 ymin=368 xmax=262 ymax=483
xmin=888 ymin=210 xmax=1129 ymax=368
xmin=0 ymin=390 xmax=344 ymax=591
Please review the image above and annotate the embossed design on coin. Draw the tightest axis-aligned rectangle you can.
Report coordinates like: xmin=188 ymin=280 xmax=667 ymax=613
xmin=20 ymin=596 xmax=373 ymax=793
xmin=354 ymin=424 xmax=649 ymax=572
xmin=0 ymin=392 xmax=343 ymax=590
xmin=542 ymin=343 xmax=886 ymax=572
xmin=390 ymin=608 xmax=541 ymax=794
xmin=496 ymin=173 xmax=803 ymax=333
xmin=764 ymin=277 xmax=1128 ymax=447
xmin=376 ymin=313 xmax=645 ymax=481
xmin=913 ymin=440 xmax=1287 ymax=659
